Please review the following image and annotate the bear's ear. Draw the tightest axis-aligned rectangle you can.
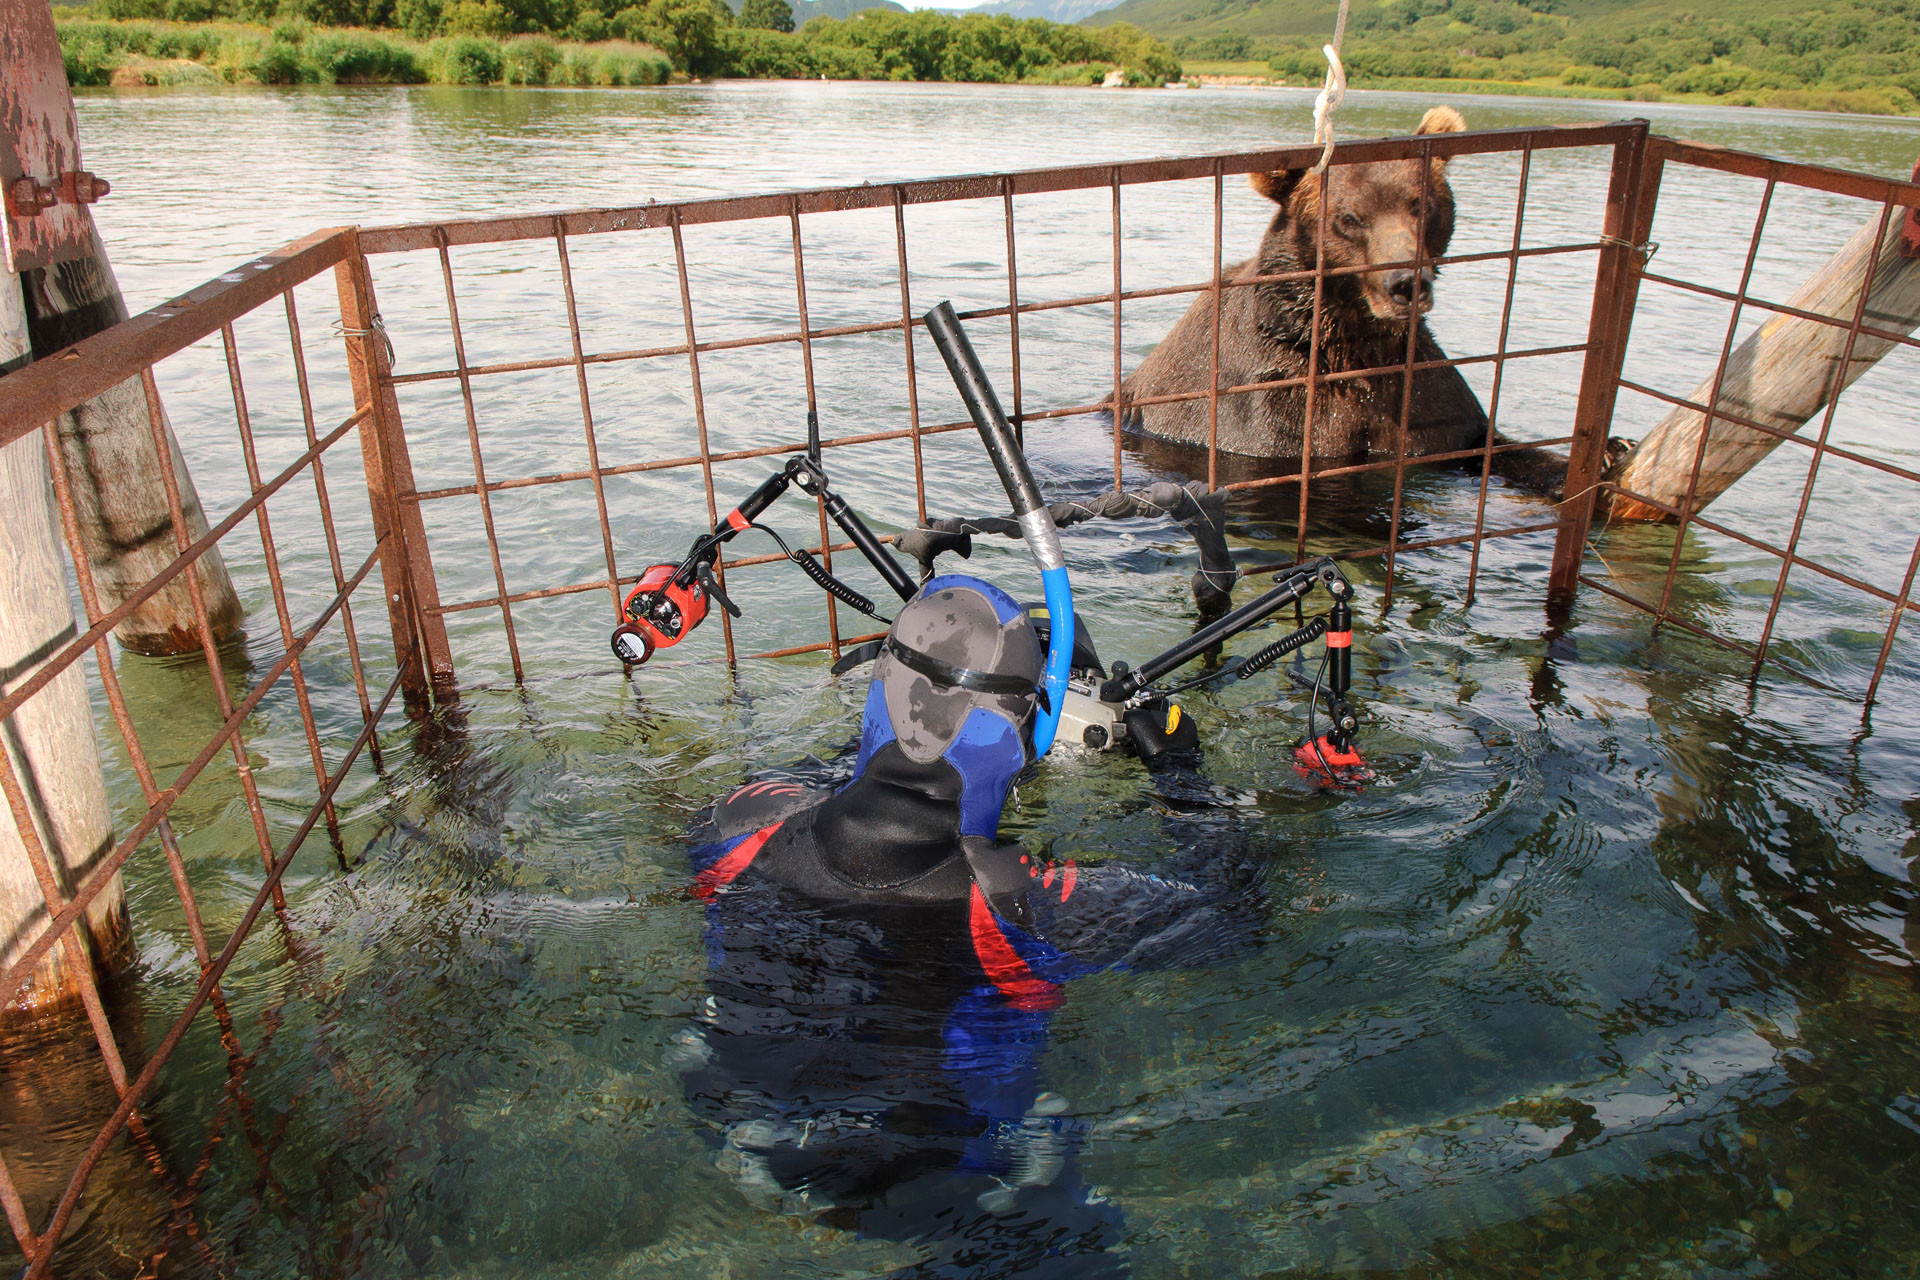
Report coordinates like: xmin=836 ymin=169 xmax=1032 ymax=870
xmin=1250 ymin=168 xmax=1310 ymax=205
xmin=1415 ymin=105 xmax=1467 ymax=184
xmin=1415 ymin=105 xmax=1467 ymax=136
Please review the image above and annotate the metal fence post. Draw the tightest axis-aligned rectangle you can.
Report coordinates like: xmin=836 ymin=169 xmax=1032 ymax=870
xmin=332 ymin=228 xmax=455 ymax=707
xmin=1549 ymin=121 xmax=1656 ymax=603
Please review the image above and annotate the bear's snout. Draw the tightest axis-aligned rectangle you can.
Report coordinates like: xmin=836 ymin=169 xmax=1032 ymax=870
xmin=1384 ymin=265 xmax=1436 ymax=315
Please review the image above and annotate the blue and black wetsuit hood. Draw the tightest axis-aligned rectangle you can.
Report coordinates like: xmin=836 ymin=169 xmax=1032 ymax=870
xmin=709 ymin=574 xmax=1041 ymax=900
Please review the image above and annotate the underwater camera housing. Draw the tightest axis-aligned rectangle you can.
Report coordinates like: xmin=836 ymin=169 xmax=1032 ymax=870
xmin=1025 ymin=559 xmax=1367 ymax=783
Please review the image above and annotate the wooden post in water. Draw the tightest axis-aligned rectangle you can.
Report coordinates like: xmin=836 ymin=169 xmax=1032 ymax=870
xmin=1605 ymin=185 xmax=1920 ymax=522
xmin=2 ymin=0 xmax=242 ymax=656
xmin=0 ymin=269 xmax=133 ymax=1016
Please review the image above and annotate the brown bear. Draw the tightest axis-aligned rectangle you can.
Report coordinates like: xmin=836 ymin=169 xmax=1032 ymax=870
xmin=1120 ymin=106 xmax=1572 ymax=495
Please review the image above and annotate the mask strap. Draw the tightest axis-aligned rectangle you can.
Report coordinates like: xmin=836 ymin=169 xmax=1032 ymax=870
xmin=884 ymin=636 xmax=1051 ymax=714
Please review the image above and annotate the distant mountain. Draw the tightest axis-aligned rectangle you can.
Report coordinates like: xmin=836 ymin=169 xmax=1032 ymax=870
xmin=1081 ymin=0 xmax=1833 ymax=41
xmin=959 ymin=0 xmax=1124 ymax=23
xmin=722 ymin=0 xmax=906 ymax=22
xmin=794 ymin=0 xmax=907 ymax=21
xmin=1082 ymin=0 xmax=1390 ymax=40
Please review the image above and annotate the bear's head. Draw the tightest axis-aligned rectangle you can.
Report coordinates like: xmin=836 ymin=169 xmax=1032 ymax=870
xmin=1250 ymin=105 xmax=1466 ymax=327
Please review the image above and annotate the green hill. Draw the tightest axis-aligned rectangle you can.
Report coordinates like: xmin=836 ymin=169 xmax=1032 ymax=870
xmin=1085 ymin=0 xmax=1920 ymax=116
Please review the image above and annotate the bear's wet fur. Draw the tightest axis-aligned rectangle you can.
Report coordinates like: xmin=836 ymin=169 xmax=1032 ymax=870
xmin=1121 ymin=106 xmax=1573 ymax=496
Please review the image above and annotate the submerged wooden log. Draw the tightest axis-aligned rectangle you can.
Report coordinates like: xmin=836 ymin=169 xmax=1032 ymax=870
xmin=18 ymin=226 xmax=243 ymax=654
xmin=0 ymin=270 xmax=132 ymax=1017
xmin=1605 ymin=207 xmax=1920 ymax=522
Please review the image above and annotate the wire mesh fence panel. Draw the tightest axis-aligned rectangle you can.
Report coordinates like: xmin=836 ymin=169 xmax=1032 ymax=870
xmin=12 ymin=118 xmax=1916 ymax=1275
xmin=1590 ymin=137 xmax=1920 ymax=708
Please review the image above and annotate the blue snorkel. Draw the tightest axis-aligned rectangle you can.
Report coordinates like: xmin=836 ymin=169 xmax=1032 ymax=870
xmin=923 ymin=302 xmax=1073 ymax=757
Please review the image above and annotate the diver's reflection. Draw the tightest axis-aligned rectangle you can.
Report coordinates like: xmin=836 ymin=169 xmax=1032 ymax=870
xmin=678 ymin=576 xmax=1274 ymax=1277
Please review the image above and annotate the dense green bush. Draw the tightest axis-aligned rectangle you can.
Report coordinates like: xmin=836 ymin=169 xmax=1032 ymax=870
xmin=307 ymin=27 xmax=427 ymax=78
xmin=430 ymin=32 xmax=505 ymax=80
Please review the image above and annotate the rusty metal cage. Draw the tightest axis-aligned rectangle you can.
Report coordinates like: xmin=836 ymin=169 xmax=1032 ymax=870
xmin=0 ymin=118 xmax=1915 ymax=1275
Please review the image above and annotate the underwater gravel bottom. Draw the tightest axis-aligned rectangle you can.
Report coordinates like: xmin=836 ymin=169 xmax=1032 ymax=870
xmin=25 ymin=465 xmax=1905 ymax=1280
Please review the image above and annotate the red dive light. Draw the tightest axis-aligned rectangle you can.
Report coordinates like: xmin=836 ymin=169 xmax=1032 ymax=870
xmin=1294 ymin=736 xmax=1372 ymax=791
xmin=612 ymin=562 xmax=712 ymax=666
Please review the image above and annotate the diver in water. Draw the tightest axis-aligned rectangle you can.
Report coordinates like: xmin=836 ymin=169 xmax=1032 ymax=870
xmin=679 ymin=572 xmax=1280 ymax=1278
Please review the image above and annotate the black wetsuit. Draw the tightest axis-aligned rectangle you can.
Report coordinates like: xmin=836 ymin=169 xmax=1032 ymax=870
xmin=681 ymin=744 xmax=1272 ymax=1278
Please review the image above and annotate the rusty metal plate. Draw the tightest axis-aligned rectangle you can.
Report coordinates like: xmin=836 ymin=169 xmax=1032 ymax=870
xmin=0 ymin=0 xmax=95 ymax=273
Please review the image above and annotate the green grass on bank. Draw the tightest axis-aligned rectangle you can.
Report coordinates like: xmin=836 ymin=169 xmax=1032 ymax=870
xmin=53 ymin=4 xmax=1183 ymax=87
xmin=56 ymin=17 xmax=672 ymax=84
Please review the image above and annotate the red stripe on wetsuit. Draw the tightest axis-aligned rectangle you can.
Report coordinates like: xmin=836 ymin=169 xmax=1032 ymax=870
xmin=694 ymin=822 xmax=781 ymax=900
xmin=968 ymin=885 xmax=1063 ymax=1011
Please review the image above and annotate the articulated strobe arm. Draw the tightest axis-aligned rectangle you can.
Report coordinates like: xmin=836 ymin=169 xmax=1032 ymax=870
xmin=611 ymin=451 xmax=917 ymax=666
xmin=1085 ymin=557 xmax=1369 ymax=788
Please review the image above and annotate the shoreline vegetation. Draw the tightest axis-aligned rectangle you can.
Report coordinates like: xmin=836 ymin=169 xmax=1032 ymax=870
xmin=53 ymin=0 xmax=1920 ymax=118
xmin=1163 ymin=0 xmax=1920 ymax=119
xmin=53 ymin=6 xmax=1181 ymax=88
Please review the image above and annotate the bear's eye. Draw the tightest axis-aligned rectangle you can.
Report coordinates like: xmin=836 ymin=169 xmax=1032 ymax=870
xmin=1336 ymin=212 xmax=1364 ymax=235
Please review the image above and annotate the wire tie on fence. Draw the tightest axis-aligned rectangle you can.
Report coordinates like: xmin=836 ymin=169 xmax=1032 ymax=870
xmin=1598 ymin=234 xmax=1659 ymax=265
xmin=333 ymin=313 xmax=397 ymax=370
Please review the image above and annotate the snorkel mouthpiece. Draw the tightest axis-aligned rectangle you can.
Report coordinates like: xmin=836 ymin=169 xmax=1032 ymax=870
xmin=924 ymin=301 xmax=1074 ymax=757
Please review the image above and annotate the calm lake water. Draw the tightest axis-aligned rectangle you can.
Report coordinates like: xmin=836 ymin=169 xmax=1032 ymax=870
xmin=12 ymin=82 xmax=1920 ymax=1277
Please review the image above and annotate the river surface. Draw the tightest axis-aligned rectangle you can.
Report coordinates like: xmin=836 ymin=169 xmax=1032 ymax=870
xmin=10 ymin=82 xmax=1920 ymax=1278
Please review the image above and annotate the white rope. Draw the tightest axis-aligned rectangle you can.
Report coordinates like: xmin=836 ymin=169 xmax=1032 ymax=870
xmin=1310 ymin=0 xmax=1352 ymax=176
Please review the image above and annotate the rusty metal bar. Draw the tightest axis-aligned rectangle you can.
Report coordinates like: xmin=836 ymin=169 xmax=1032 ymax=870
xmin=335 ymin=229 xmax=455 ymax=702
xmin=23 ymin=664 xmax=405 ymax=1280
xmin=398 ymin=342 xmax=1592 ymax=506
xmin=1650 ymin=178 xmax=1778 ymax=627
xmin=1578 ymin=573 xmax=1836 ymax=694
xmin=355 ymin=122 xmax=1648 ymax=256
xmin=554 ymin=218 xmax=624 ymax=616
xmin=1614 ymin=377 xmax=1920 ymax=486
xmin=43 ymin=423 xmax=224 ymax=968
xmin=1748 ymin=198 xmax=1897 ymax=678
xmin=669 ymin=207 xmax=734 ymax=665
xmin=379 ymin=239 xmax=1605 ymax=390
xmin=1866 ymin=530 xmax=1920 ymax=709
xmin=283 ymin=291 xmax=379 ymax=761
xmin=0 ymin=228 xmax=348 ymax=450
xmin=434 ymin=228 xmax=524 ymax=681
xmin=1207 ymin=162 xmax=1223 ymax=493
xmin=137 ymin=366 xmax=287 ymax=908
xmin=1295 ymin=158 xmax=1334 ymax=563
xmin=1548 ymin=127 xmax=1654 ymax=601
xmin=1600 ymin=480 xmax=1920 ymax=613
xmin=1228 ymin=433 xmax=1579 ymax=493
xmin=430 ymin=532 xmax=900 ymax=616
xmin=1002 ymin=178 xmax=1024 ymax=451
xmin=1650 ymin=134 xmax=1920 ymax=211
xmin=1383 ymin=135 xmax=1437 ymax=608
xmin=1636 ymin=269 xmax=1920 ymax=356
xmin=0 ymin=1154 xmax=35 ymax=1261
xmin=790 ymin=199 xmax=842 ymax=658
xmin=221 ymin=321 xmax=344 ymax=858
xmin=0 ymin=540 xmax=385 ymax=1011
xmin=1110 ymin=170 xmax=1125 ymax=493
xmin=898 ymin=188 xmax=929 ymax=522
xmin=1465 ymin=145 xmax=1534 ymax=609
xmin=0 ymin=406 xmax=363 ymax=728
xmin=409 ymin=417 xmax=979 ymax=503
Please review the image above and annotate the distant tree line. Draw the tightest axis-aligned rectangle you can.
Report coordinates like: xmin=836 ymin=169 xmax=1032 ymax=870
xmin=1172 ymin=0 xmax=1919 ymax=115
xmin=61 ymin=0 xmax=1182 ymax=85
